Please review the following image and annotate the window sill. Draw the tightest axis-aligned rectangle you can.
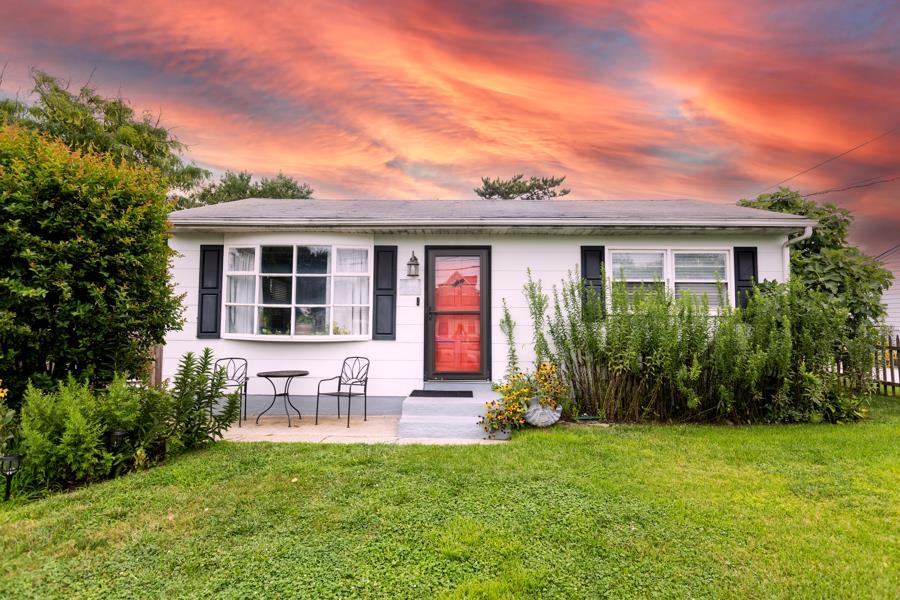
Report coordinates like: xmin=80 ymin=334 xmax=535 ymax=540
xmin=222 ymin=334 xmax=371 ymax=343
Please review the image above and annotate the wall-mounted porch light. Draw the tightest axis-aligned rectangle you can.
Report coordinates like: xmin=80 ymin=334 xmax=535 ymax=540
xmin=406 ymin=251 xmax=420 ymax=277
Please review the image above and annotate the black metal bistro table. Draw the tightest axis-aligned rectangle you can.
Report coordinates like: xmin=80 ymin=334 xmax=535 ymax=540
xmin=256 ymin=370 xmax=309 ymax=426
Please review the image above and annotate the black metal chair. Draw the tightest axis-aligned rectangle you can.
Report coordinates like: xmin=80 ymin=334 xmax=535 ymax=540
xmin=214 ymin=357 xmax=249 ymax=427
xmin=316 ymin=357 xmax=370 ymax=427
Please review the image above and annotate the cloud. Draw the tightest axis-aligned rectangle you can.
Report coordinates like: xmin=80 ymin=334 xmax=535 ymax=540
xmin=0 ymin=0 xmax=897 ymax=252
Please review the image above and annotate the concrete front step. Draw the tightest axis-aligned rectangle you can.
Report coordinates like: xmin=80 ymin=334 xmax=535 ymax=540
xmin=398 ymin=394 xmax=493 ymax=440
xmin=401 ymin=397 xmax=486 ymax=417
xmin=398 ymin=415 xmax=486 ymax=439
xmin=422 ymin=381 xmax=495 ymax=394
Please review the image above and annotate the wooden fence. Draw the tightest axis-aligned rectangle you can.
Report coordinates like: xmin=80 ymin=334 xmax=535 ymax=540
xmin=876 ymin=334 xmax=899 ymax=396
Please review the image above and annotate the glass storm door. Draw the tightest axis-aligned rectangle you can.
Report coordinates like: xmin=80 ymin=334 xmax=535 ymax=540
xmin=425 ymin=247 xmax=490 ymax=380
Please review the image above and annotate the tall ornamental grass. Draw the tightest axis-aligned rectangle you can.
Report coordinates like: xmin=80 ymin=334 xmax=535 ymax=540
xmin=525 ymin=270 xmax=878 ymax=423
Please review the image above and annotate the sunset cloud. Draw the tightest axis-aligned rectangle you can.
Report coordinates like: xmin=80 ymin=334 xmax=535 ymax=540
xmin=1 ymin=0 xmax=897 ymax=253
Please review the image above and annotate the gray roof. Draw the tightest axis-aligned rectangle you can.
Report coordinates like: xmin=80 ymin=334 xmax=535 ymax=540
xmin=168 ymin=198 xmax=815 ymax=234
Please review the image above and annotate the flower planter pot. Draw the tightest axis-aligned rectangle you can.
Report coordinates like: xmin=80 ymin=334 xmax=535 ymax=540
xmin=525 ymin=397 xmax=562 ymax=427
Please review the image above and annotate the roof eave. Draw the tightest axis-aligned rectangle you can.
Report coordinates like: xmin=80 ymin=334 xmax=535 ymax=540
xmin=169 ymin=217 xmax=816 ymax=235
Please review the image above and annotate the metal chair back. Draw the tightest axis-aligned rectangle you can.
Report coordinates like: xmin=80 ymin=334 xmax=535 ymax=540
xmin=214 ymin=357 xmax=248 ymax=426
xmin=340 ymin=357 xmax=370 ymax=387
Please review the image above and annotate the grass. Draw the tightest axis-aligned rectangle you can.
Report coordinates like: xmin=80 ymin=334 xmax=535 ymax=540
xmin=1 ymin=398 xmax=898 ymax=599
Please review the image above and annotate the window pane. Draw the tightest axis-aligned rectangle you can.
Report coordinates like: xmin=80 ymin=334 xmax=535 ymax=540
xmin=258 ymin=307 xmax=291 ymax=335
xmin=334 ymin=276 xmax=369 ymax=304
xmin=296 ymin=246 xmax=330 ymax=274
xmin=336 ymin=248 xmax=367 ymax=273
xmin=295 ymin=307 xmax=328 ymax=335
xmin=226 ymin=275 xmax=255 ymax=303
xmin=332 ymin=306 xmax=369 ymax=336
xmin=434 ymin=315 xmax=481 ymax=372
xmin=676 ymin=283 xmax=726 ymax=309
xmin=228 ymin=248 xmax=255 ymax=272
xmin=434 ymin=256 xmax=481 ymax=310
xmin=297 ymin=276 xmax=329 ymax=304
xmin=260 ymin=276 xmax=292 ymax=304
xmin=226 ymin=306 xmax=254 ymax=334
xmin=626 ymin=281 xmax=666 ymax=299
xmin=675 ymin=253 xmax=726 ymax=280
xmin=261 ymin=246 xmax=293 ymax=273
xmin=611 ymin=252 xmax=664 ymax=280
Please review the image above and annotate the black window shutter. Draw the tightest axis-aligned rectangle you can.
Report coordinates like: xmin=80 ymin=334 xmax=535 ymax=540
xmin=581 ymin=246 xmax=605 ymax=319
xmin=734 ymin=247 xmax=758 ymax=309
xmin=197 ymin=245 xmax=224 ymax=338
xmin=581 ymin=246 xmax=605 ymax=294
xmin=373 ymin=246 xmax=398 ymax=340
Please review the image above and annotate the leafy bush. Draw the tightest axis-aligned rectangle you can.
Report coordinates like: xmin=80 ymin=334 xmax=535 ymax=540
xmin=168 ymin=348 xmax=239 ymax=452
xmin=7 ymin=349 xmax=238 ymax=499
xmin=19 ymin=378 xmax=112 ymax=491
xmin=521 ymin=269 xmax=875 ymax=424
xmin=0 ymin=124 xmax=183 ymax=405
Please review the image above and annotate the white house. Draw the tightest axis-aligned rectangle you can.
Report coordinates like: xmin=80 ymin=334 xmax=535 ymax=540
xmin=877 ymin=244 xmax=900 ymax=334
xmin=163 ymin=198 xmax=814 ymax=397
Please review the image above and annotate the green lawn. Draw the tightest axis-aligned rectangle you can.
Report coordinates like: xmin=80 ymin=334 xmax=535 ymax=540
xmin=2 ymin=398 xmax=898 ymax=599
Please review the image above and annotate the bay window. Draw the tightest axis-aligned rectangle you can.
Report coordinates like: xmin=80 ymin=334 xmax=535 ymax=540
xmin=223 ymin=245 xmax=371 ymax=338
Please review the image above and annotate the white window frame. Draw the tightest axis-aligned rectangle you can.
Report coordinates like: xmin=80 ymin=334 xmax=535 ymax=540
xmin=672 ymin=251 xmax=729 ymax=309
xmin=607 ymin=248 xmax=733 ymax=308
xmin=222 ymin=244 xmax=373 ymax=341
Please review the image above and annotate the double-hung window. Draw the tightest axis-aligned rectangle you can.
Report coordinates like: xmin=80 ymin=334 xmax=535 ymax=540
xmin=223 ymin=245 xmax=371 ymax=338
xmin=609 ymin=251 xmax=666 ymax=296
xmin=673 ymin=252 xmax=727 ymax=308
xmin=609 ymin=249 xmax=730 ymax=308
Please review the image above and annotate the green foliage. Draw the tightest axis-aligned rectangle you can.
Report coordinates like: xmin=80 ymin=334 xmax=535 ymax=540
xmin=167 ymin=348 xmax=239 ymax=452
xmin=179 ymin=169 xmax=313 ymax=208
xmin=738 ymin=187 xmax=893 ymax=328
xmin=498 ymin=299 xmax=519 ymax=380
xmin=9 ymin=349 xmax=240 ymax=498
xmin=522 ymin=269 xmax=872 ymax=423
xmin=19 ymin=378 xmax=112 ymax=491
xmin=98 ymin=376 xmax=173 ymax=469
xmin=0 ymin=403 xmax=16 ymax=457
xmin=1 ymin=69 xmax=207 ymax=191
xmin=474 ymin=173 xmax=570 ymax=200
xmin=0 ymin=379 xmax=15 ymax=455
xmin=0 ymin=125 xmax=183 ymax=403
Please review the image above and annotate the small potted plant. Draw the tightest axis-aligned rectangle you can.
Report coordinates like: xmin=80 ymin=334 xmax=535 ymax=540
xmin=524 ymin=362 xmax=566 ymax=427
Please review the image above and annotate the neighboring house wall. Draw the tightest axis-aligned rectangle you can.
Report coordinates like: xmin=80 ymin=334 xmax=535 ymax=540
xmin=163 ymin=230 xmax=789 ymax=397
xmin=879 ymin=245 xmax=900 ymax=334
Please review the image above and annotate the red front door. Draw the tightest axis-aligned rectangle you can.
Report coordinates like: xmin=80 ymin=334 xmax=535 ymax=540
xmin=425 ymin=247 xmax=490 ymax=380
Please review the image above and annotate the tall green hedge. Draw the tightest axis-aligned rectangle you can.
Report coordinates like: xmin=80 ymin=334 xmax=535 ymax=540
xmin=0 ymin=125 xmax=183 ymax=404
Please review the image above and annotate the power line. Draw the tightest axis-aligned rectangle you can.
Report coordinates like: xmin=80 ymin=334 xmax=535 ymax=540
xmin=758 ymin=124 xmax=899 ymax=194
xmin=801 ymin=174 xmax=900 ymax=198
xmin=875 ymin=243 xmax=900 ymax=260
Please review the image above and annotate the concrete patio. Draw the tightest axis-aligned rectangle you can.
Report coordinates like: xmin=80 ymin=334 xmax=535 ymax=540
xmin=222 ymin=385 xmax=502 ymax=444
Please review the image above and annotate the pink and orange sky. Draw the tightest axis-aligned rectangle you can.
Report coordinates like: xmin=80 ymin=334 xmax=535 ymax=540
xmin=2 ymin=0 xmax=898 ymax=255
